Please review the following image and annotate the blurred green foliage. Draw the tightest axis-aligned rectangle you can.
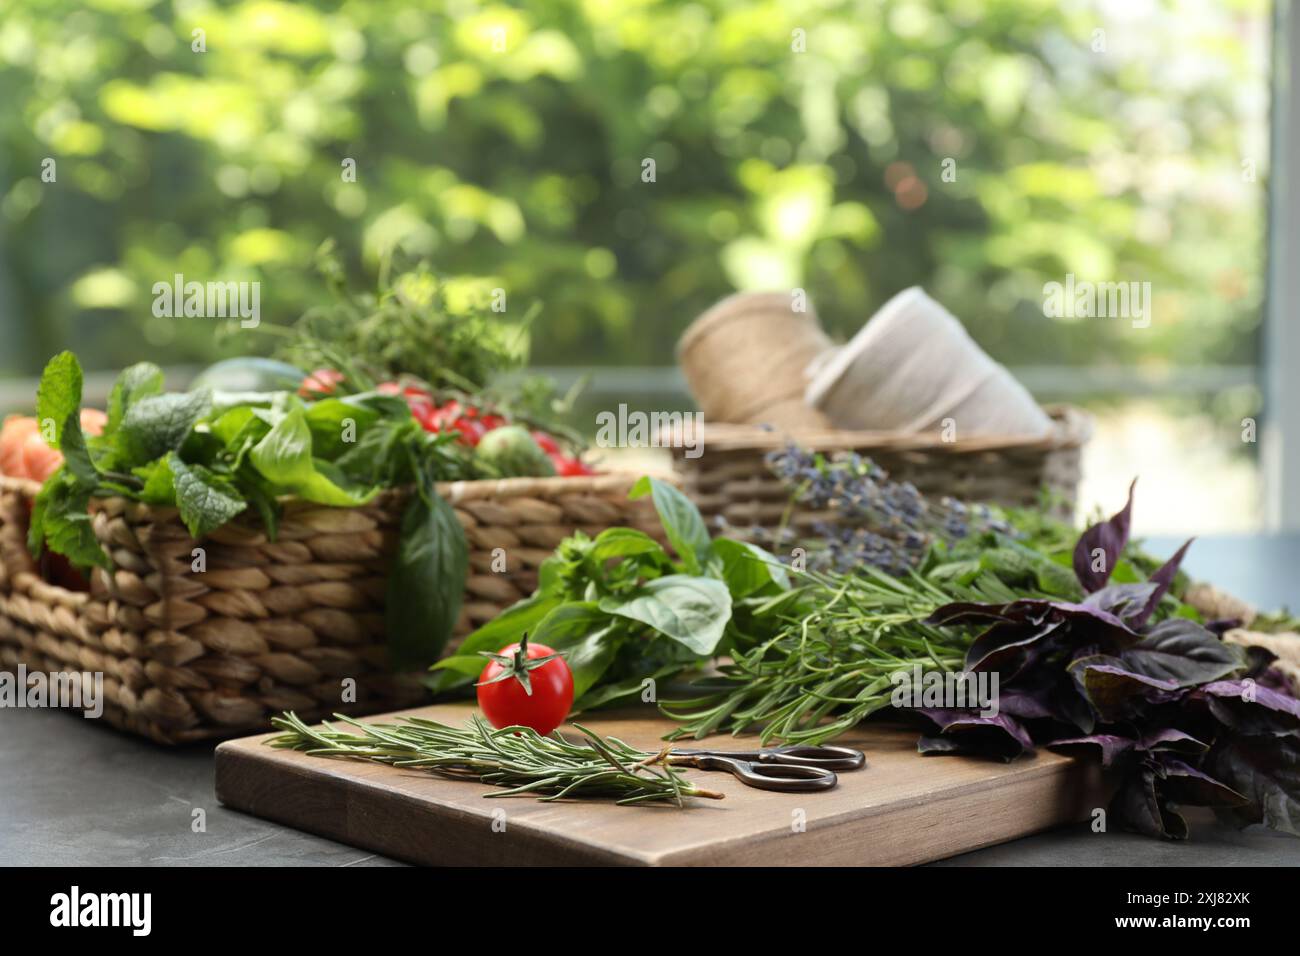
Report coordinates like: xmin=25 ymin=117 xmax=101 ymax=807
xmin=0 ymin=0 xmax=1269 ymax=380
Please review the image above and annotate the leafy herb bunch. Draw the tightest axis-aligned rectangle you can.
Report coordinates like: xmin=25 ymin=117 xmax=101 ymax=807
xmin=264 ymin=243 xmax=583 ymax=449
xmin=429 ymin=476 xmax=799 ymax=710
xmin=28 ymin=351 xmax=469 ymax=668
xmin=921 ymin=483 xmax=1300 ymax=839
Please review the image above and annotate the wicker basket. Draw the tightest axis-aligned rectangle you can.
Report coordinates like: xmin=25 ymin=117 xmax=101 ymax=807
xmin=667 ymin=406 xmax=1092 ymax=537
xmin=0 ymin=473 xmax=661 ymax=744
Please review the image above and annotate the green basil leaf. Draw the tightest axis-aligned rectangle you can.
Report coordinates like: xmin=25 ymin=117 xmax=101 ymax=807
xmin=572 ymin=662 xmax=689 ymax=711
xmin=554 ymin=622 xmax=622 ymax=700
xmin=35 ymin=351 xmax=83 ymax=450
xmin=430 ymin=592 xmax=565 ymax=680
xmin=168 ymin=455 xmax=248 ymax=539
xmin=599 ymin=574 xmax=732 ymax=655
xmin=209 ymin=406 xmax=259 ymax=446
xmin=304 ymin=397 xmax=382 ymax=460
xmin=386 ymin=490 xmax=468 ymax=670
xmin=474 ymin=601 xmax=623 ymax=700
xmin=589 ymin=526 xmax=666 ymax=565
xmin=250 ymin=406 xmax=376 ymax=506
xmin=629 ymin=475 xmax=711 ymax=574
xmin=712 ymin=537 xmax=790 ymax=597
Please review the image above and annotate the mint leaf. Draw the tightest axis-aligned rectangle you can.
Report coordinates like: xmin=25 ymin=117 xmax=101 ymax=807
xmin=104 ymin=362 xmax=164 ymax=437
xmin=133 ymin=458 xmax=177 ymax=505
xmin=116 ymin=389 xmax=212 ymax=467
xmin=168 ymin=455 xmax=247 ymax=539
xmin=35 ymin=351 xmax=83 ymax=450
xmin=27 ymin=472 xmax=110 ymax=569
xmin=59 ymin=411 xmax=98 ymax=485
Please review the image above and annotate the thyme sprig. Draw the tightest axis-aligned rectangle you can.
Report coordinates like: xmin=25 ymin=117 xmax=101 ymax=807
xmin=268 ymin=712 xmax=723 ymax=806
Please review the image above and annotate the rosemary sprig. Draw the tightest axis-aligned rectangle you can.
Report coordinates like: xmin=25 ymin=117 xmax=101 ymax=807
xmin=660 ymin=568 xmax=993 ymax=746
xmin=267 ymin=712 xmax=724 ymax=806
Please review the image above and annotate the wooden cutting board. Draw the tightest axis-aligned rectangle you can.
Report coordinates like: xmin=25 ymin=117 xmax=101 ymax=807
xmin=214 ymin=703 xmax=1109 ymax=866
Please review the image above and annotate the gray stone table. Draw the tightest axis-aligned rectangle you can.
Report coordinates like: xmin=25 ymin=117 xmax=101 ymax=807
xmin=2 ymin=535 xmax=1297 ymax=866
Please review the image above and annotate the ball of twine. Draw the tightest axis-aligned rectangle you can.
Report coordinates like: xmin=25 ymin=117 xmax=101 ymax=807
xmin=678 ymin=291 xmax=832 ymax=429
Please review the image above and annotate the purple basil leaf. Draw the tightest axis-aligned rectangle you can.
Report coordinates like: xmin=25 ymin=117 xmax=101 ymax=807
xmin=917 ymin=708 xmax=1035 ymax=760
xmin=1117 ymin=618 xmax=1246 ymax=688
xmin=965 ymin=620 xmax=1060 ymax=678
xmin=1073 ymin=478 xmax=1136 ymax=593
xmin=1049 ymin=600 xmax=1143 ymax=646
xmin=998 ymin=685 xmax=1058 ymax=720
xmin=1112 ymin=763 xmax=1186 ymax=839
xmin=1138 ymin=727 xmax=1209 ymax=754
xmin=1205 ymin=735 xmax=1300 ymax=836
xmin=1241 ymin=644 xmax=1278 ymax=678
xmin=1048 ymin=733 xmax=1135 ymax=768
xmin=1132 ymin=538 xmax=1194 ymax=627
xmin=927 ymin=601 xmax=1027 ymax=627
xmin=1197 ymin=679 xmax=1300 ymax=736
xmin=1083 ymin=582 xmax=1159 ymax=621
xmin=1068 ymin=655 xmax=1183 ymax=722
xmin=1154 ymin=756 xmax=1249 ymax=807
xmin=917 ymin=735 xmax=968 ymax=755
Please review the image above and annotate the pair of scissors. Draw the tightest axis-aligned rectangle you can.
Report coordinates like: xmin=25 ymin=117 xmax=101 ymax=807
xmin=665 ymin=743 xmax=866 ymax=793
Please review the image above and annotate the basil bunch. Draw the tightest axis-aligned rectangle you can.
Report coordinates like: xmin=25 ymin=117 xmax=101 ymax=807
xmin=27 ymin=351 xmax=470 ymax=667
xmin=430 ymin=476 xmax=791 ymax=708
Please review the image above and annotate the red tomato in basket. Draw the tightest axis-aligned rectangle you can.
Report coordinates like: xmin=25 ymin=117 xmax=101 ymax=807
xmin=21 ymin=432 xmax=63 ymax=482
xmin=0 ymin=416 xmax=40 ymax=476
xmin=80 ymin=408 xmax=107 ymax=436
xmin=548 ymin=451 xmax=596 ymax=477
xmin=299 ymin=368 xmax=345 ymax=398
xmin=530 ymin=430 xmax=560 ymax=454
xmin=476 ymin=634 xmax=574 ymax=736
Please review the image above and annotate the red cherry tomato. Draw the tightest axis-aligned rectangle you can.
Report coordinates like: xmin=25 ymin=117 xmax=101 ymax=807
xmin=531 ymin=430 xmax=560 ymax=454
xmin=547 ymin=451 xmax=596 ymax=477
xmin=0 ymin=416 xmax=40 ymax=477
xmin=21 ymin=432 xmax=63 ymax=482
xmin=299 ymin=368 xmax=345 ymax=397
xmin=480 ymin=413 xmax=506 ymax=431
xmin=79 ymin=408 xmax=107 ymax=437
xmin=475 ymin=633 xmax=574 ymax=736
xmin=406 ymin=396 xmax=437 ymax=429
xmin=449 ymin=417 xmax=486 ymax=446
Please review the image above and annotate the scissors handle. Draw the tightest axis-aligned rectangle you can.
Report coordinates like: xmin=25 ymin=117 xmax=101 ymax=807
xmin=761 ymin=744 xmax=866 ymax=771
xmin=670 ymin=754 xmax=839 ymax=793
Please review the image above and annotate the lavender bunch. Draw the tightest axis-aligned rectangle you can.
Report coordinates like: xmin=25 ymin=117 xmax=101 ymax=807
xmin=756 ymin=446 xmax=1014 ymax=574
